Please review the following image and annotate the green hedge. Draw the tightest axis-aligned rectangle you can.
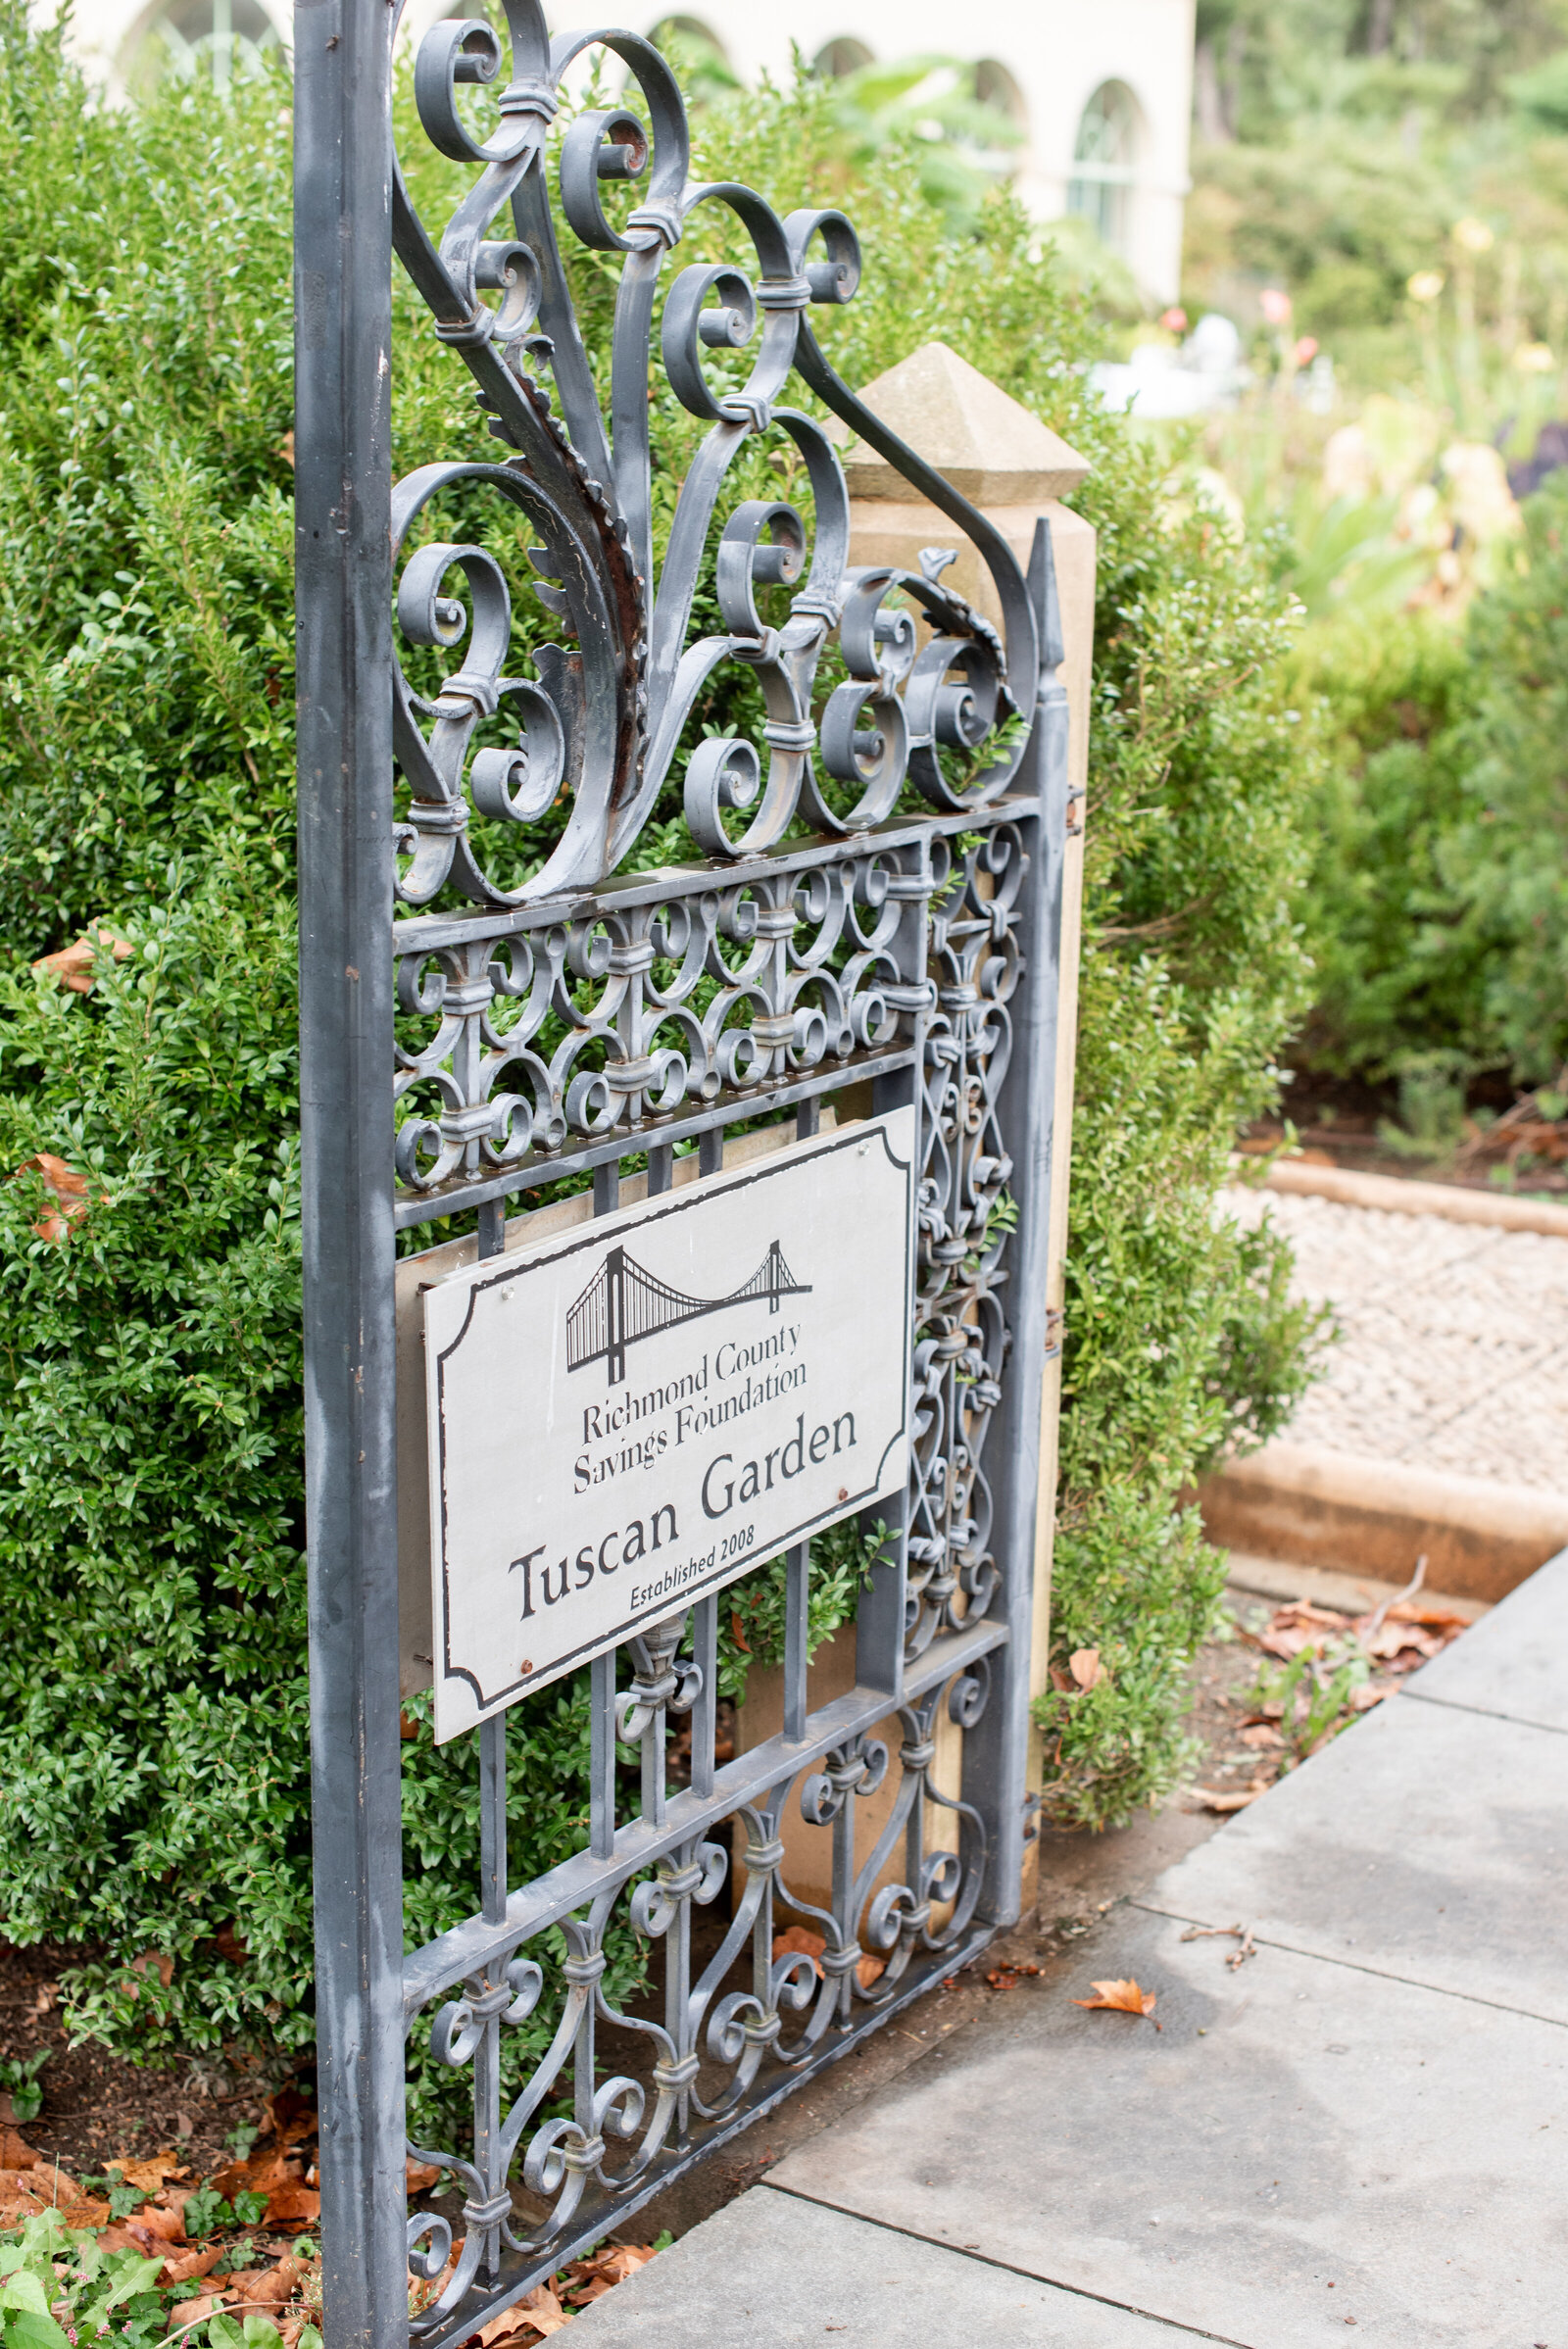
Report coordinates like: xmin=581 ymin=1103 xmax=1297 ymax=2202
xmin=0 ymin=9 xmax=1317 ymax=2080
xmin=1292 ymin=479 xmax=1568 ymax=1110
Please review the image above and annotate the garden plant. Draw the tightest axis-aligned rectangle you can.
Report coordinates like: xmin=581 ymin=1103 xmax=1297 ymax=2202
xmin=0 ymin=6 xmax=1317 ymax=2123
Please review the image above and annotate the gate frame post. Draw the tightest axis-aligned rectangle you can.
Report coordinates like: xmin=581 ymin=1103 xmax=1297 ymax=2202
xmin=295 ymin=0 xmax=406 ymax=2341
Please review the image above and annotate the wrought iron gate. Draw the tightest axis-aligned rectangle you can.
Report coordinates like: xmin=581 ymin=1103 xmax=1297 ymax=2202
xmin=296 ymin=6 xmax=1070 ymax=2343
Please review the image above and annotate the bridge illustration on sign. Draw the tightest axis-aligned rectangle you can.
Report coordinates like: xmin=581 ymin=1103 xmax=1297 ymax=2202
xmin=566 ymin=1240 xmax=812 ymax=1388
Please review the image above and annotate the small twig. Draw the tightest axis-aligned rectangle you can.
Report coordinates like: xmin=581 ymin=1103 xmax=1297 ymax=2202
xmin=1362 ymin=1555 xmax=1427 ymax=1644
xmin=1225 ymin=1929 xmax=1257 ymax=1971
xmin=158 ymin=2301 xmax=305 ymax=2346
xmin=1180 ymin=1923 xmax=1246 ymax=1943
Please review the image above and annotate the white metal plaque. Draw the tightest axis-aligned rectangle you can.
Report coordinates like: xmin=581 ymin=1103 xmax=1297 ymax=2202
xmin=424 ymin=1110 xmax=914 ymax=1741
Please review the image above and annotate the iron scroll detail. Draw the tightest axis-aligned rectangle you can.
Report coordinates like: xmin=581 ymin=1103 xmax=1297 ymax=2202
xmin=388 ymin=0 xmax=1037 ymax=918
xmin=377 ymin=12 xmax=1072 ymax=2344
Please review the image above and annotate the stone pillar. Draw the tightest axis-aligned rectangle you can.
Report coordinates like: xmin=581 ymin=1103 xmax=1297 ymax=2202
xmin=736 ymin=342 xmax=1094 ymax=1919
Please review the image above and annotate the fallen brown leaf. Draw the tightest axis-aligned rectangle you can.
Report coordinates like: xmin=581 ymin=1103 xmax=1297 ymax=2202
xmin=170 ymin=2295 xmax=222 ymax=2329
xmin=127 ymin=2201 xmax=186 ymax=2243
xmin=58 ymin=2198 xmax=112 ymax=2230
xmin=265 ymin=2180 xmax=322 ymax=2227
xmin=124 ymin=1950 xmax=174 ymax=1991
xmin=1239 ymin=1722 xmax=1283 ymax=1749
xmin=772 ymin=1927 xmax=825 ymax=1977
xmin=263 ymin=2087 xmax=318 ymax=2147
xmin=406 ymin=2158 xmax=442 ymax=2193
xmin=163 ymin=2246 xmax=226 ymax=2287
xmin=32 ymin=926 xmax=132 ymax=996
xmin=1068 ymin=1647 xmax=1109 ymax=1690
xmin=111 ymin=2152 xmax=189 ymax=2194
xmin=15 ymin=1151 xmax=89 ymax=1242
xmin=0 ymin=2129 xmax=42 ymax=2171
xmin=476 ymin=2281 xmax=568 ymax=2343
xmin=579 ymin=2245 xmax=657 ymax=2285
xmin=1073 ymin=1978 xmax=1156 ymax=2017
xmin=1190 ymin=1781 xmax=1269 ymax=1813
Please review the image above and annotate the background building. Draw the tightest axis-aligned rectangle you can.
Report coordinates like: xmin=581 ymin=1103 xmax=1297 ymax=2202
xmin=57 ymin=0 xmax=1194 ymax=304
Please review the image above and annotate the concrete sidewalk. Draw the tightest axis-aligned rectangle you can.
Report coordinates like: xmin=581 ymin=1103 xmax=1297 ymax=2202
xmin=576 ymin=1551 xmax=1568 ymax=2346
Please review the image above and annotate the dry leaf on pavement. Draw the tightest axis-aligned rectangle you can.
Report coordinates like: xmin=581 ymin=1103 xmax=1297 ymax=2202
xmin=1190 ymin=1780 xmax=1269 ymax=1813
xmin=1073 ymin=1978 xmax=1156 ymax=2017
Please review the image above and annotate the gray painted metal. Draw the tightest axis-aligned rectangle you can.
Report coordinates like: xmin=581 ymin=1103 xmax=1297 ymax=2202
xmin=295 ymin=7 xmax=1072 ymax=2343
xmin=294 ymin=2 xmax=406 ymax=2347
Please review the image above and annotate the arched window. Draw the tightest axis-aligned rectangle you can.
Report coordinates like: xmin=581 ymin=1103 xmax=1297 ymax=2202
xmin=1067 ymin=79 xmax=1142 ymax=255
xmin=811 ymin=37 xmax=874 ymax=80
xmin=126 ymin=0 xmax=282 ymax=94
xmin=649 ymin=15 xmax=730 ymax=63
xmin=974 ymin=57 xmax=1026 ymax=131
xmin=648 ymin=15 xmax=736 ymax=97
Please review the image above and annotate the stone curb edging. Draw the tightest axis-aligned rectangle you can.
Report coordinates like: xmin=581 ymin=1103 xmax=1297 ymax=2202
xmin=1253 ymin=1154 xmax=1568 ymax=1239
xmin=1199 ymin=1440 xmax=1568 ymax=1606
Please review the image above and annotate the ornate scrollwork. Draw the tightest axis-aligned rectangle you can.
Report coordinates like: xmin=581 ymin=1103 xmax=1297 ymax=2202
xmin=392 ymin=14 xmax=1059 ymax=2338
xmin=905 ymin=827 xmax=1024 ymax=1658
xmin=405 ymin=1661 xmax=992 ymax=2336
xmin=388 ymin=0 xmax=1036 ymax=920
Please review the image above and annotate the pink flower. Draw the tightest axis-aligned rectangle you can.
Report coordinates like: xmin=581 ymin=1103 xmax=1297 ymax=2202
xmin=1259 ymin=287 xmax=1293 ymax=326
xmin=1293 ymin=335 xmax=1319 ymax=366
xmin=1159 ymin=306 xmax=1188 ymax=332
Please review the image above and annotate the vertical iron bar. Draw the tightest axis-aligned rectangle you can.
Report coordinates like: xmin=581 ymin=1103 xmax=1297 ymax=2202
xmin=962 ymin=519 xmax=1067 ymax=1927
xmin=589 ymin=1651 xmax=616 ymax=1861
xmin=795 ymin=1095 xmax=819 ymax=1142
xmin=698 ymin=1126 xmax=723 ymax=1178
xmin=690 ymin=1594 xmax=717 ymax=1801
xmin=476 ymin=1198 xmax=505 ymax=1257
xmin=782 ymin=1542 xmax=809 ymax=1742
xmin=295 ymin=0 xmax=403 ymax=2338
xmin=479 ymin=1717 xmax=507 ymax=1927
xmin=647 ymin=1142 xmax=673 ymax=1196
xmin=594 ymin=1159 xmax=621 ymax=1214
xmin=857 ymin=1065 xmax=919 ymax=1701
xmin=641 ymin=1699 xmax=667 ymax=1829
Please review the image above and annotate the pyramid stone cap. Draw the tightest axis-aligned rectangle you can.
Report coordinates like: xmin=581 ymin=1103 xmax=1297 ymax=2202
xmin=825 ymin=341 xmax=1091 ymax=506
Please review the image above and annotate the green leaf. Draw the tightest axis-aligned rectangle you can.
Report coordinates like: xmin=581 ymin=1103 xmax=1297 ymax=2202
xmin=4 ymin=2312 xmax=74 ymax=2349
xmin=98 ymin=2255 xmax=167 ymax=2312
xmin=0 ymin=2276 xmax=53 ymax=2318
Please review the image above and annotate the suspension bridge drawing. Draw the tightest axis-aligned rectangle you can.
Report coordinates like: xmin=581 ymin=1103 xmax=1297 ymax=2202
xmin=565 ymin=1240 xmax=812 ymax=1387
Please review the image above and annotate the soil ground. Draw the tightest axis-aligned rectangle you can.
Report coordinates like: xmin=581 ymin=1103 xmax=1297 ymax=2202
xmin=1247 ymin=1064 xmax=1568 ymax=1196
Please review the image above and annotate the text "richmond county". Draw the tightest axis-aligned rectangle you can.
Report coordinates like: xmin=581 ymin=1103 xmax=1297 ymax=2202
xmin=510 ymin=1408 xmax=858 ymax=1618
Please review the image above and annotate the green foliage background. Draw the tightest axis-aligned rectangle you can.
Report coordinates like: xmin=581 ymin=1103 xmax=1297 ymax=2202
xmin=1291 ymin=482 xmax=1568 ymax=1101
xmin=0 ymin=6 xmax=1316 ymax=2081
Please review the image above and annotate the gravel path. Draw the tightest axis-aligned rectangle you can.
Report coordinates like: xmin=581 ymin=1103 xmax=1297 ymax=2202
xmin=1222 ymin=1183 xmax=1568 ymax=1492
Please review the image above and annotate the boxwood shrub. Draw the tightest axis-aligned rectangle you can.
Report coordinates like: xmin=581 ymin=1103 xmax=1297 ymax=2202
xmin=0 ymin=7 xmax=1317 ymax=2084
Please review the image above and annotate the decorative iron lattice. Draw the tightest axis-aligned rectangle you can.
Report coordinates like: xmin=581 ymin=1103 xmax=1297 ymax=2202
xmin=295 ymin=5 xmax=1072 ymax=2342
